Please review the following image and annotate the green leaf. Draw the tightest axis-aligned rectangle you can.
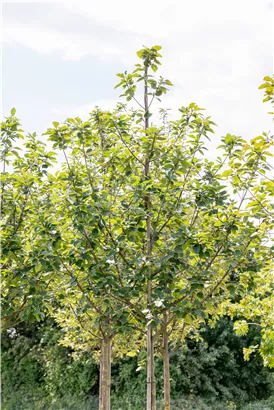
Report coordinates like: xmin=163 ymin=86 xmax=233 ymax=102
xmin=144 ymin=112 xmax=153 ymax=119
xmin=11 ymin=108 xmax=16 ymax=116
xmin=234 ymin=320 xmax=248 ymax=336
xmin=126 ymin=351 xmax=137 ymax=357
xmin=222 ymin=169 xmax=233 ymax=177
xmin=184 ymin=314 xmax=193 ymax=325
xmin=114 ymin=81 xmax=124 ymax=89
xmin=52 ymin=238 xmax=61 ymax=250
xmin=137 ymin=50 xmax=144 ymax=58
xmin=193 ymin=244 xmax=202 ymax=254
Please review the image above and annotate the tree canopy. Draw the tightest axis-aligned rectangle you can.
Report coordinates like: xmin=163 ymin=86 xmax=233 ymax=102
xmin=1 ymin=48 xmax=273 ymax=410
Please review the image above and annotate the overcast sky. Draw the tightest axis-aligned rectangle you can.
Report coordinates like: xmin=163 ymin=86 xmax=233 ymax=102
xmin=2 ymin=0 xmax=274 ymax=157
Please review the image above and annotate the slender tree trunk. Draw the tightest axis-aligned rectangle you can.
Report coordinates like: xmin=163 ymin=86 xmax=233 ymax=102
xmin=144 ymin=65 xmax=157 ymax=410
xmin=100 ymin=337 xmax=111 ymax=410
xmin=99 ymin=355 xmax=102 ymax=408
xmin=152 ymin=334 xmax=157 ymax=408
xmin=163 ymin=323 xmax=171 ymax=410
xmin=147 ymin=318 xmax=156 ymax=410
xmin=147 ymin=321 xmax=152 ymax=410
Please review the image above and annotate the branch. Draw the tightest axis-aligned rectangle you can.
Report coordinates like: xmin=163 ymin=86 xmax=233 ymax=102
xmin=1 ymin=299 xmax=27 ymax=322
xmin=113 ymin=124 xmax=145 ymax=166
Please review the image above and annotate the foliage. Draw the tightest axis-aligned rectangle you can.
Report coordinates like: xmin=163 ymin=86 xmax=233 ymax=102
xmin=1 ymin=318 xmax=273 ymax=409
xmin=259 ymin=75 xmax=274 ymax=106
xmin=111 ymin=319 xmax=274 ymax=408
xmin=1 ymin=46 xmax=274 ymax=409
xmin=1 ymin=117 xmax=57 ymax=324
xmin=225 ymin=73 xmax=274 ymax=368
xmin=1 ymin=392 xmax=98 ymax=410
xmin=2 ymin=49 xmax=273 ymax=346
xmin=1 ymin=320 xmax=99 ymax=404
xmin=241 ymin=397 xmax=274 ymax=410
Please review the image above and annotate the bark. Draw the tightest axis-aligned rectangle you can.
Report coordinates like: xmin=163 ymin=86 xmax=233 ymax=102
xmin=147 ymin=323 xmax=152 ymax=409
xmin=99 ymin=355 xmax=102 ymax=408
xmin=152 ymin=334 xmax=157 ymax=409
xmin=163 ymin=324 xmax=171 ymax=410
xmin=99 ymin=337 xmax=111 ymax=410
xmin=147 ymin=322 xmax=156 ymax=410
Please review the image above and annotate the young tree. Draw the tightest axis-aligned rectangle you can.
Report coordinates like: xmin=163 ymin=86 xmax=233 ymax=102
xmin=36 ymin=46 xmax=272 ymax=410
xmin=226 ymin=74 xmax=274 ymax=369
xmin=1 ymin=112 xmax=57 ymax=325
xmin=30 ymin=108 xmax=145 ymax=410
xmin=2 ymin=49 xmax=273 ymax=410
xmin=113 ymin=48 xmax=274 ymax=409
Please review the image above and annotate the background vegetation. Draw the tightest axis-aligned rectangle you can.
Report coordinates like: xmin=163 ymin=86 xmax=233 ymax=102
xmin=2 ymin=317 xmax=274 ymax=409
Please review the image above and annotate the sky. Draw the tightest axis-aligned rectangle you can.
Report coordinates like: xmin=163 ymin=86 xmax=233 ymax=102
xmin=2 ymin=0 xmax=274 ymax=158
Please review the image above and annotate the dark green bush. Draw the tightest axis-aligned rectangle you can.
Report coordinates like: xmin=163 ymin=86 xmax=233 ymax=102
xmin=168 ymin=319 xmax=274 ymax=405
xmin=1 ymin=320 xmax=99 ymax=406
xmin=1 ymin=390 xmax=98 ymax=410
xmin=110 ymin=319 xmax=273 ymax=408
xmin=241 ymin=397 xmax=274 ymax=410
xmin=1 ymin=318 xmax=273 ymax=410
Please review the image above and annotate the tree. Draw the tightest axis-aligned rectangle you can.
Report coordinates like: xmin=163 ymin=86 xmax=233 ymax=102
xmin=1 ymin=113 xmax=57 ymax=325
xmin=113 ymin=48 xmax=274 ymax=410
xmin=27 ymin=107 xmax=145 ymax=410
xmin=226 ymin=74 xmax=274 ymax=369
xmin=2 ymin=49 xmax=273 ymax=410
xmin=30 ymin=46 xmax=272 ymax=410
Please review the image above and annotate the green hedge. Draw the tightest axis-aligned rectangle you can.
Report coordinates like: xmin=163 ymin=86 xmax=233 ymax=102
xmin=2 ymin=392 xmax=274 ymax=410
xmin=2 ymin=318 xmax=273 ymax=410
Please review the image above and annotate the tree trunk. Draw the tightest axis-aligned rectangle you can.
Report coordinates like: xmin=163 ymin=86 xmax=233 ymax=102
xmin=99 ymin=337 xmax=111 ymax=410
xmin=144 ymin=63 xmax=157 ymax=410
xmin=147 ymin=322 xmax=157 ymax=410
xmin=152 ymin=336 xmax=157 ymax=409
xmin=163 ymin=325 xmax=171 ymax=410
xmin=99 ymin=355 xmax=102 ymax=408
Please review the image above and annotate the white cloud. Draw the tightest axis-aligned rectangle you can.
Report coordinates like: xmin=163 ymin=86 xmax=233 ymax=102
xmin=2 ymin=0 xmax=273 ymax=154
xmin=60 ymin=0 xmax=271 ymax=38
xmin=51 ymin=99 xmax=118 ymax=121
xmin=2 ymin=20 xmax=124 ymax=61
xmin=3 ymin=0 xmax=271 ymax=63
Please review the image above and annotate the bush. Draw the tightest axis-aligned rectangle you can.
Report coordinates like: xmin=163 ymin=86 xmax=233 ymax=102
xmin=1 ymin=318 xmax=273 ymax=409
xmin=241 ymin=396 xmax=274 ymax=410
xmin=1 ymin=320 xmax=99 ymax=406
xmin=1 ymin=390 xmax=98 ymax=410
